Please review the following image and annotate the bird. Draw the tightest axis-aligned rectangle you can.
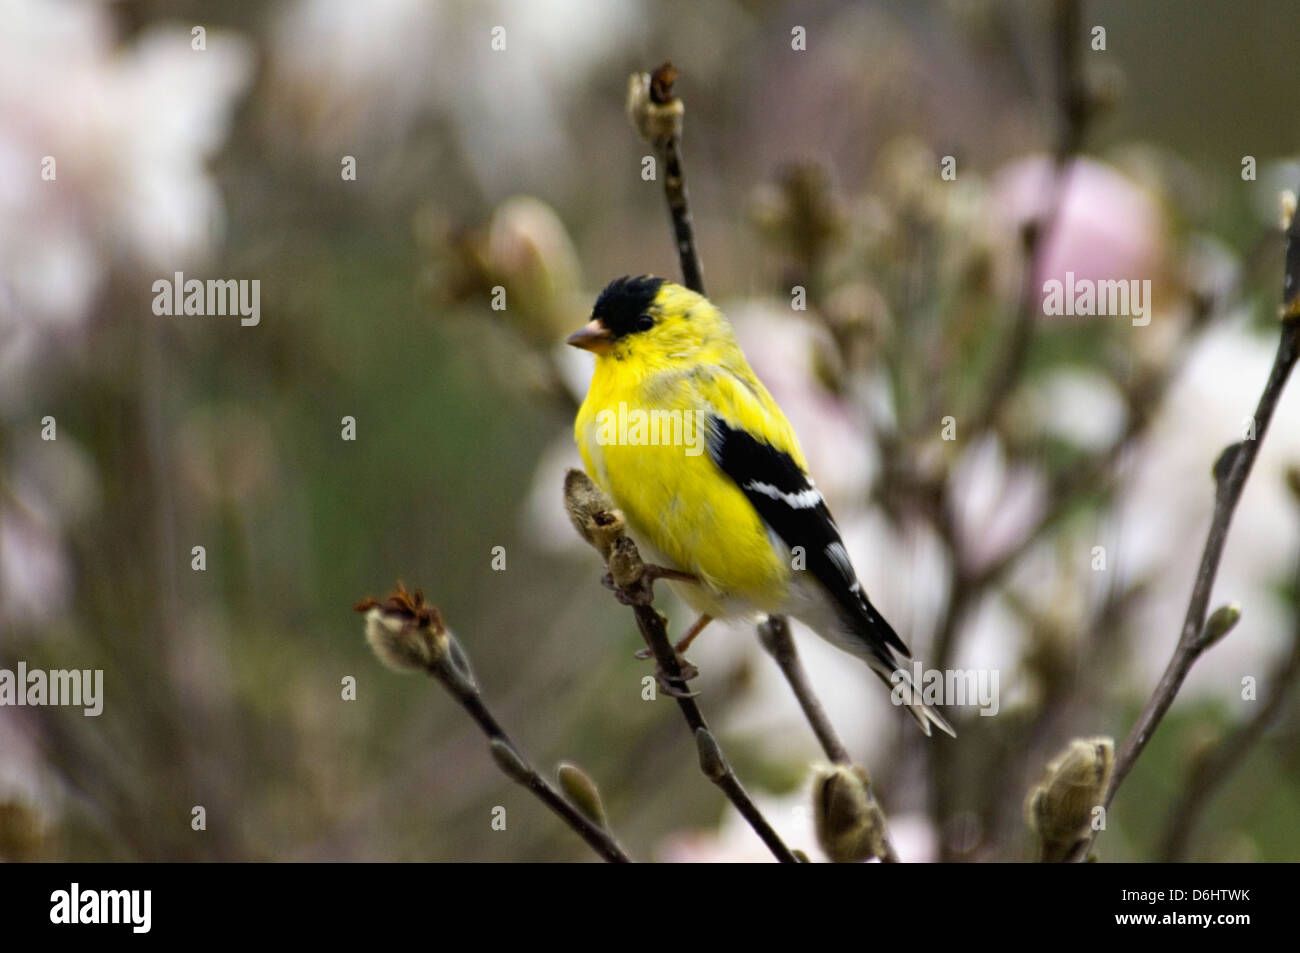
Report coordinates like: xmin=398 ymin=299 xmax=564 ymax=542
xmin=567 ymin=275 xmax=954 ymax=737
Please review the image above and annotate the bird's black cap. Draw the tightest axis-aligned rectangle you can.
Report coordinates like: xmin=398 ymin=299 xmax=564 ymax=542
xmin=593 ymin=275 xmax=665 ymax=339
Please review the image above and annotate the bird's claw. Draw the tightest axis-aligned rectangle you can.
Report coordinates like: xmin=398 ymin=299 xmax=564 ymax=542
xmin=643 ymin=565 xmax=700 ymax=585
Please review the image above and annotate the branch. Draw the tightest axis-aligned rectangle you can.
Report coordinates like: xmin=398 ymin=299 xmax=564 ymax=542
xmin=627 ymin=62 xmax=706 ymax=295
xmin=1077 ymin=194 xmax=1300 ymax=859
xmin=564 ymin=470 xmax=799 ymax=863
xmin=931 ymin=0 xmax=1088 ymax=611
xmin=626 ymin=62 xmax=902 ymax=862
xmin=355 ymin=584 xmax=631 ymax=863
xmin=970 ymin=0 xmax=1090 ymax=441
xmin=758 ymin=616 xmax=902 ymax=862
xmin=758 ymin=615 xmax=851 ymax=763
xmin=1157 ymin=609 xmax=1300 ymax=861
xmin=927 ymin=0 xmax=1095 ymax=860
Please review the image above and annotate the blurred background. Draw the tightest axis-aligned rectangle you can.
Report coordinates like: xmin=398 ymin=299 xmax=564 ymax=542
xmin=2 ymin=0 xmax=1299 ymax=862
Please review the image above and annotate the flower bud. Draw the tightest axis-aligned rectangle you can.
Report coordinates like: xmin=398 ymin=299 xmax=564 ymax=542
xmin=1286 ymin=464 xmax=1300 ymax=504
xmin=355 ymin=582 xmax=448 ymax=674
xmin=1025 ymin=737 xmax=1114 ymax=862
xmin=607 ymin=536 xmax=646 ymax=590
xmin=0 ymin=801 xmax=44 ymax=861
xmin=557 ymin=762 xmax=608 ymax=828
xmin=694 ymin=728 xmax=728 ymax=782
xmin=1200 ymin=603 xmax=1241 ymax=648
xmin=813 ymin=764 xmax=886 ymax=863
xmin=490 ymin=739 xmax=532 ymax=785
xmin=626 ymin=64 xmax=683 ymax=143
xmin=563 ymin=469 xmax=625 ymax=561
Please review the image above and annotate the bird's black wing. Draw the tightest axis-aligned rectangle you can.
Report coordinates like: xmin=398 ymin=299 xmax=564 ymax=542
xmin=705 ymin=416 xmax=910 ymax=659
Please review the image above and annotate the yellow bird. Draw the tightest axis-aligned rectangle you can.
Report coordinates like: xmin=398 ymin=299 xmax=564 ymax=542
xmin=568 ymin=276 xmax=954 ymax=737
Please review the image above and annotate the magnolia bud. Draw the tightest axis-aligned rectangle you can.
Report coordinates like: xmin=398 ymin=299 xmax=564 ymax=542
xmin=813 ymin=764 xmax=886 ymax=863
xmin=355 ymin=583 xmax=448 ymax=673
xmin=1200 ymin=603 xmax=1241 ymax=648
xmin=557 ymin=762 xmax=608 ymax=828
xmin=1025 ymin=737 xmax=1114 ymax=862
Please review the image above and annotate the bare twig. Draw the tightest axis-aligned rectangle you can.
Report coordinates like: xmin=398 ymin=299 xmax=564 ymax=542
xmin=627 ymin=62 xmax=706 ymax=295
xmin=1157 ymin=607 xmax=1300 ymax=861
xmin=628 ymin=63 xmax=885 ymax=862
xmin=940 ymin=228 xmax=1268 ymax=858
xmin=1076 ymin=196 xmax=1300 ymax=860
xmin=927 ymin=0 xmax=1093 ymax=860
xmin=969 ymin=0 xmax=1089 ymax=437
xmin=355 ymin=584 xmax=631 ymax=863
xmin=564 ymin=470 xmax=799 ymax=863
xmin=758 ymin=616 xmax=851 ymax=764
xmin=757 ymin=616 xmax=902 ymax=862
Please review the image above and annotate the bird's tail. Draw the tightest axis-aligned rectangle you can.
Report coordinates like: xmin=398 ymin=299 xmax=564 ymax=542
xmin=863 ymin=652 xmax=957 ymax=739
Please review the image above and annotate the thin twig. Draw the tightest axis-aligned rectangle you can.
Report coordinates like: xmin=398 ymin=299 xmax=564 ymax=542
xmin=969 ymin=0 xmax=1089 ymax=448
xmin=628 ymin=64 xmax=872 ymax=861
xmin=937 ymin=235 xmax=1262 ymax=858
xmin=564 ymin=470 xmax=799 ymax=862
xmin=758 ymin=616 xmax=851 ymax=764
xmin=356 ymin=586 xmax=631 ymax=863
xmin=935 ymin=0 xmax=1092 ymax=662
xmin=1157 ymin=608 xmax=1300 ymax=861
xmin=757 ymin=616 xmax=902 ymax=863
xmin=633 ymin=603 xmax=799 ymax=863
xmin=927 ymin=0 xmax=1092 ymax=861
xmin=1105 ymin=327 xmax=1298 ymax=792
xmin=1076 ymin=196 xmax=1300 ymax=860
xmin=628 ymin=62 xmax=705 ymax=295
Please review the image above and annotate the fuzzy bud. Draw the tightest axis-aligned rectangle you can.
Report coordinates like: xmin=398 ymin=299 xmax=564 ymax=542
xmin=0 ymin=801 xmax=43 ymax=861
xmin=606 ymin=535 xmax=646 ymax=590
xmin=626 ymin=64 xmax=684 ymax=144
xmin=355 ymin=582 xmax=448 ymax=673
xmin=563 ymin=469 xmax=626 ymax=561
xmin=1286 ymin=464 xmax=1300 ymax=504
xmin=1025 ymin=737 xmax=1114 ymax=862
xmin=813 ymin=764 xmax=886 ymax=863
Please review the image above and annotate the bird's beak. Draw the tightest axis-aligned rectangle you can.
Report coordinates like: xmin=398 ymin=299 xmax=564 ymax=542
xmin=566 ymin=319 xmax=613 ymax=354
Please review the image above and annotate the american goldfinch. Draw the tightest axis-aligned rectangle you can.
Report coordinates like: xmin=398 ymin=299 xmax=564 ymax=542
xmin=568 ymin=275 xmax=954 ymax=737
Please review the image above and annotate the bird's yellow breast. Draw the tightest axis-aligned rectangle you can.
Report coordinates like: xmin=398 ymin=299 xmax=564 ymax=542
xmin=574 ymin=359 xmax=791 ymax=611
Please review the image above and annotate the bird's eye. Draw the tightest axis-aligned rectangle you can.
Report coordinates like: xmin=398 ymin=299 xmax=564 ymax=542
xmin=635 ymin=313 xmax=655 ymax=331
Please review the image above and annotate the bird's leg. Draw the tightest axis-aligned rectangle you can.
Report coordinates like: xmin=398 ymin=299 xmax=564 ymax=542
xmin=644 ymin=565 xmax=699 ymax=585
xmin=673 ymin=613 xmax=713 ymax=654
xmin=635 ymin=612 xmax=712 ymax=660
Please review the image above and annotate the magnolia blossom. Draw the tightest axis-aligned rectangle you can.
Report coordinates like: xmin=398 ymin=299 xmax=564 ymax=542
xmin=991 ymin=155 xmax=1167 ymax=311
xmin=0 ymin=0 xmax=252 ymax=396
xmin=0 ymin=0 xmax=251 ymax=628
xmin=268 ymin=0 xmax=642 ymax=194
